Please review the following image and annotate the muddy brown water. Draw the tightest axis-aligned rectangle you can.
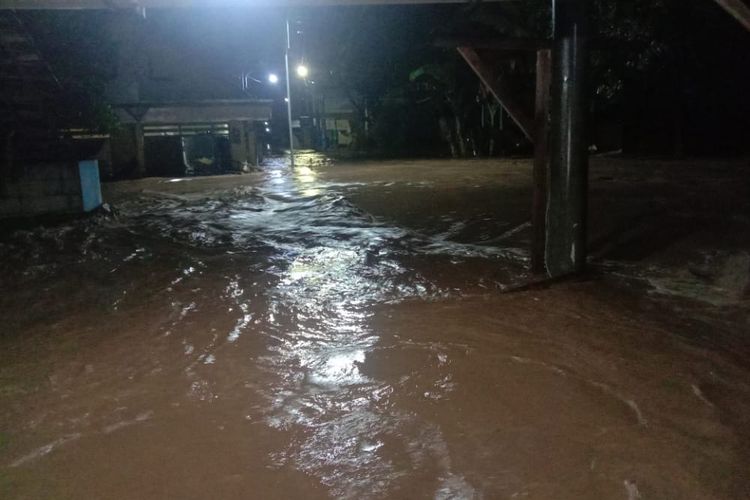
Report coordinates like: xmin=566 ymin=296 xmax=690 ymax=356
xmin=1 ymin=156 xmax=749 ymax=499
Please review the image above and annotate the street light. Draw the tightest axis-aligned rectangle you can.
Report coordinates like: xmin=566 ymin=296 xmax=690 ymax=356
xmin=285 ymin=19 xmax=295 ymax=167
xmin=284 ymin=20 xmax=313 ymax=168
xmin=241 ymin=72 xmax=278 ymax=91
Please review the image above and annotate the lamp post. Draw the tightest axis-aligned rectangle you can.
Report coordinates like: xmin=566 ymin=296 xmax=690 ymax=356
xmin=284 ymin=19 xmax=312 ymax=168
xmin=285 ymin=19 xmax=295 ymax=167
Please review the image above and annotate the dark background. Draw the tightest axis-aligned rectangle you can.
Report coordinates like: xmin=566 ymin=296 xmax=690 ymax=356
xmin=17 ymin=0 xmax=750 ymax=158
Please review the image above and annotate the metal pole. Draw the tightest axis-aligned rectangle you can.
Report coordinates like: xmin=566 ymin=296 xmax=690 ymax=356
xmin=532 ymin=48 xmax=552 ymax=275
xmin=285 ymin=18 xmax=295 ymax=167
xmin=545 ymin=0 xmax=588 ymax=276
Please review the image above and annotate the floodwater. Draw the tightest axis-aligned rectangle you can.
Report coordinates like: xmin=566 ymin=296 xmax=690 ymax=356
xmin=1 ymin=155 xmax=750 ymax=499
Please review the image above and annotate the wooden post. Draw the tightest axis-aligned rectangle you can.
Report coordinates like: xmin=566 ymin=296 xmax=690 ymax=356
xmin=134 ymin=122 xmax=146 ymax=177
xmin=456 ymin=46 xmax=535 ymax=143
xmin=713 ymin=0 xmax=750 ymax=32
xmin=0 ymin=130 xmax=13 ymax=195
xmin=531 ymin=49 xmax=551 ymax=275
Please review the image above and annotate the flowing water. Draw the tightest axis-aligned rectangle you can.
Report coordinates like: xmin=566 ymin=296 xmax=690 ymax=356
xmin=1 ymin=156 xmax=749 ymax=499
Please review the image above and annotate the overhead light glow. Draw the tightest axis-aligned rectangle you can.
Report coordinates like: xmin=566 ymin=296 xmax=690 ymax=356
xmin=268 ymin=73 xmax=279 ymax=84
xmin=296 ymin=64 xmax=309 ymax=78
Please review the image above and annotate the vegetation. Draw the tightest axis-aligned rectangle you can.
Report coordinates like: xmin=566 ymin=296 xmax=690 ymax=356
xmin=317 ymin=0 xmax=750 ymax=157
xmin=22 ymin=11 xmax=119 ymax=133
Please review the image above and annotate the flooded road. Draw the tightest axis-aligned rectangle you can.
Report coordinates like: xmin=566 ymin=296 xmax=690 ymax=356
xmin=1 ymin=156 xmax=750 ymax=499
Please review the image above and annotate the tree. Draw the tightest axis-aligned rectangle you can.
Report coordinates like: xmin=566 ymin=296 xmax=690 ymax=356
xmin=22 ymin=10 xmax=119 ymax=133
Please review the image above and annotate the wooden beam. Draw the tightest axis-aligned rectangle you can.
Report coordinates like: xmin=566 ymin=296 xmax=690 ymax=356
xmin=435 ymin=37 xmax=550 ymax=51
xmin=714 ymin=0 xmax=750 ymax=31
xmin=531 ymin=48 xmax=551 ymax=275
xmin=456 ymin=46 xmax=534 ymax=142
xmin=0 ymin=0 xmax=511 ymax=9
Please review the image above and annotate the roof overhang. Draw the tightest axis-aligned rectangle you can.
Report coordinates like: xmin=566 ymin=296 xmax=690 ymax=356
xmin=1 ymin=0 xmax=509 ymax=9
xmin=116 ymin=100 xmax=272 ymax=124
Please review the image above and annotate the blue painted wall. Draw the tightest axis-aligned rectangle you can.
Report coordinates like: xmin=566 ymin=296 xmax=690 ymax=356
xmin=78 ymin=160 xmax=103 ymax=212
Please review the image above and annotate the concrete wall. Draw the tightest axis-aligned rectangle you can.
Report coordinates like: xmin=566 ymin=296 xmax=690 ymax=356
xmin=0 ymin=162 xmax=84 ymax=218
xmin=229 ymin=120 xmax=259 ymax=171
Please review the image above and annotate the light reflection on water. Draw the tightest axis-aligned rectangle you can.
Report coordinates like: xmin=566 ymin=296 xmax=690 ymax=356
xmin=214 ymin=155 xmax=480 ymax=497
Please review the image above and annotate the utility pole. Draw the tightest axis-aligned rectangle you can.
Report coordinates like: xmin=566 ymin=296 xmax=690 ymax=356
xmin=545 ymin=0 xmax=589 ymax=276
xmin=285 ymin=18 xmax=295 ymax=167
